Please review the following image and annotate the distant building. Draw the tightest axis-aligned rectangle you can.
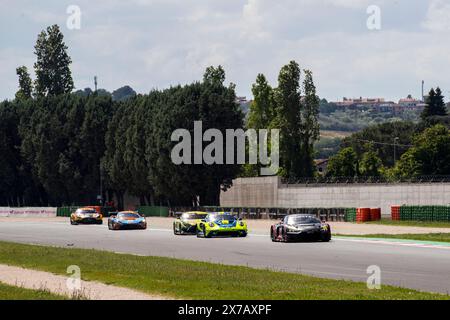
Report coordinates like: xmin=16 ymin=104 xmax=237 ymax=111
xmin=315 ymin=159 xmax=329 ymax=175
xmin=397 ymin=96 xmax=426 ymax=111
xmin=331 ymin=95 xmax=426 ymax=113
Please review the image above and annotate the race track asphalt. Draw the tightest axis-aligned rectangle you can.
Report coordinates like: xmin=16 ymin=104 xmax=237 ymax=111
xmin=0 ymin=219 xmax=450 ymax=295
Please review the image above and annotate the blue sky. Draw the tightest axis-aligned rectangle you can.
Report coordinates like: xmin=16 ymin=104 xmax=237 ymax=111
xmin=1 ymin=0 xmax=450 ymax=102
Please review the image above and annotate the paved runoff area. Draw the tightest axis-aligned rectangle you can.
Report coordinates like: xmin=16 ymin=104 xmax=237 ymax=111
xmin=1 ymin=217 xmax=450 ymax=294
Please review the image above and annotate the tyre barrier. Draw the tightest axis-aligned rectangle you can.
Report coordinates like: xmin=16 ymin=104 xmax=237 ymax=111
xmin=370 ymin=208 xmax=381 ymax=221
xmin=391 ymin=205 xmax=450 ymax=222
xmin=356 ymin=208 xmax=371 ymax=223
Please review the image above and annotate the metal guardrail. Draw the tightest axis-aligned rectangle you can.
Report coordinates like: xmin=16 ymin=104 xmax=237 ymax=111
xmin=282 ymin=175 xmax=450 ymax=186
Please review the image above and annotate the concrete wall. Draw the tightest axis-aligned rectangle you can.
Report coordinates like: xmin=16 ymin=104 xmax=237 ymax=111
xmin=220 ymin=177 xmax=450 ymax=216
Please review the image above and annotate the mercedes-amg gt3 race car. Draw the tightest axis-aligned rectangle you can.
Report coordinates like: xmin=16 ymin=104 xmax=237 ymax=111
xmin=196 ymin=212 xmax=247 ymax=238
xmin=108 ymin=211 xmax=147 ymax=230
xmin=173 ymin=211 xmax=208 ymax=235
xmin=271 ymin=214 xmax=331 ymax=242
xmin=70 ymin=207 xmax=103 ymax=225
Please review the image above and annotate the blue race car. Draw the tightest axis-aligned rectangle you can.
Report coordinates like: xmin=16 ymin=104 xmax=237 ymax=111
xmin=108 ymin=211 xmax=147 ymax=230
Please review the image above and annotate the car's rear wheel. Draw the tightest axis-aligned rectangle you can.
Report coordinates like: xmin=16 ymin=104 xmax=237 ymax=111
xmin=70 ymin=219 xmax=78 ymax=225
xmin=270 ymin=227 xmax=276 ymax=242
xmin=203 ymin=226 xmax=211 ymax=238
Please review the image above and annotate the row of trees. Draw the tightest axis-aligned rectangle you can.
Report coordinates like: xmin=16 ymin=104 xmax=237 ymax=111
xmin=244 ymin=62 xmax=320 ymax=179
xmin=0 ymin=67 xmax=243 ymax=207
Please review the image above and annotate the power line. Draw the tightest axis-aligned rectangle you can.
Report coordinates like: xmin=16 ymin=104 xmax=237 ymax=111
xmin=353 ymin=138 xmax=413 ymax=148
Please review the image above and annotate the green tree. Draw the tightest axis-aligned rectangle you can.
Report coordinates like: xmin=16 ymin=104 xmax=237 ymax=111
xmin=247 ymin=74 xmax=274 ymax=130
xmin=421 ymin=88 xmax=448 ymax=121
xmin=301 ymin=69 xmax=320 ymax=177
xmin=393 ymin=124 xmax=450 ymax=177
xmin=342 ymin=121 xmax=417 ymax=167
xmin=15 ymin=66 xmax=33 ymax=101
xmin=34 ymin=25 xmax=74 ymax=97
xmin=243 ymin=73 xmax=275 ymax=177
xmin=359 ymin=147 xmax=382 ymax=177
xmin=326 ymin=147 xmax=359 ymax=177
xmin=273 ymin=61 xmax=303 ymax=179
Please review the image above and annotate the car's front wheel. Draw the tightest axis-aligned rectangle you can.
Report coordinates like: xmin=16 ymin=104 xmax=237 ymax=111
xmin=321 ymin=231 xmax=331 ymax=242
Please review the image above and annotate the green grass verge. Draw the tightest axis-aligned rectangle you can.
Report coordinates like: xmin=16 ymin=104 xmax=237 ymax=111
xmin=0 ymin=241 xmax=448 ymax=300
xmin=337 ymin=233 xmax=450 ymax=243
xmin=363 ymin=219 xmax=450 ymax=228
xmin=0 ymin=282 xmax=65 ymax=300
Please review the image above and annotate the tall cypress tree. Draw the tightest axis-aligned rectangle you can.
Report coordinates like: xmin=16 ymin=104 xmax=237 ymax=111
xmin=15 ymin=66 xmax=33 ymax=100
xmin=34 ymin=25 xmax=74 ymax=97
xmin=421 ymin=87 xmax=447 ymax=120
xmin=301 ymin=69 xmax=320 ymax=177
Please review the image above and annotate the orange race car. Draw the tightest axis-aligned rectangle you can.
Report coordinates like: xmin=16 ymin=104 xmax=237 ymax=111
xmin=70 ymin=207 xmax=103 ymax=225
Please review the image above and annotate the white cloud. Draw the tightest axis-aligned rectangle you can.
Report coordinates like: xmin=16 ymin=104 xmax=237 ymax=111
xmin=423 ymin=0 xmax=450 ymax=32
xmin=1 ymin=0 xmax=449 ymax=102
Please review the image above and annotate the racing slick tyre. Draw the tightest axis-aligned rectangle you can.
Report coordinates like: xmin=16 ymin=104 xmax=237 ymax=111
xmin=108 ymin=221 xmax=117 ymax=230
xmin=203 ymin=226 xmax=211 ymax=238
xmin=239 ymin=231 xmax=247 ymax=238
xmin=70 ymin=219 xmax=78 ymax=225
xmin=173 ymin=223 xmax=179 ymax=235
xmin=270 ymin=227 xmax=276 ymax=242
xmin=321 ymin=232 xmax=331 ymax=242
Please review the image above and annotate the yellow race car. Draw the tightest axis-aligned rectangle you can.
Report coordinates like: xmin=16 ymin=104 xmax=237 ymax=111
xmin=173 ymin=211 xmax=208 ymax=235
xmin=70 ymin=207 xmax=103 ymax=225
xmin=196 ymin=212 xmax=247 ymax=238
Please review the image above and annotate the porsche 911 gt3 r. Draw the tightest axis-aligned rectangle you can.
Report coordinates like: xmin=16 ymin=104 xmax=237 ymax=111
xmin=173 ymin=211 xmax=208 ymax=235
xmin=70 ymin=207 xmax=103 ymax=225
xmin=196 ymin=212 xmax=247 ymax=238
xmin=108 ymin=211 xmax=147 ymax=230
xmin=271 ymin=214 xmax=331 ymax=242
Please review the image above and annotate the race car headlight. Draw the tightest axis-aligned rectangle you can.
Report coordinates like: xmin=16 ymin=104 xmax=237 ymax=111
xmin=209 ymin=222 xmax=215 ymax=227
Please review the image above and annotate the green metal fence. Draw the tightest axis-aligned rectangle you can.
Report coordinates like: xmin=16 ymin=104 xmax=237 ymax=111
xmin=137 ymin=206 xmax=169 ymax=217
xmin=56 ymin=206 xmax=80 ymax=217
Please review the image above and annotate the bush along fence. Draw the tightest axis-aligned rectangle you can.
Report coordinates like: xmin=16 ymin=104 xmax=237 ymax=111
xmin=391 ymin=205 xmax=450 ymax=222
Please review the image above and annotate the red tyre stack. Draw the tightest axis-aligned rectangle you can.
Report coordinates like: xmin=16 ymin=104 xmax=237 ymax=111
xmin=370 ymin=208 xmax=381 ymax=221
xmin=356 ymin=208 xmax=371 ymax=223
xmin=391 ymin=205 xmax=400 ymax=221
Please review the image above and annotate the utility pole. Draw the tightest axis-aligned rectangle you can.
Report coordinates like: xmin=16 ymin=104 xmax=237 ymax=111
xmin=94 ymin=76 xmax=98 ymax=92
xmin=422 ymin=80 xmax=424 ymax=102
xmin=393 ymin=137 xmax=399 ymax=164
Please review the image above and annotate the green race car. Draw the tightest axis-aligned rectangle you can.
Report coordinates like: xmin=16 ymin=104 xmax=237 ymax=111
xmin=173 ymin=211 xmax=208 ymax=235
xmin=196 ymin=212 xmax=248 ymax=238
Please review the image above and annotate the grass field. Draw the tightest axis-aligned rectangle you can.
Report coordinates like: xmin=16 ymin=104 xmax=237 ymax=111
xmin=0 ymin=241 xmax=448 ymax=300
xmin=0 ymin=282 xmax=65 ymax=300
xmin=364 ymin=219 xmax=450 ymax=228
xmin=337 ymin=233 xmax=450 ymax=243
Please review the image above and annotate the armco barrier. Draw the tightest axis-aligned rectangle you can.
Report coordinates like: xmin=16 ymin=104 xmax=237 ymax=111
xmin=137 ymin=206 xmax=169 ymax=217
xmin=0 ymin=207 xmax=57 ymax=217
